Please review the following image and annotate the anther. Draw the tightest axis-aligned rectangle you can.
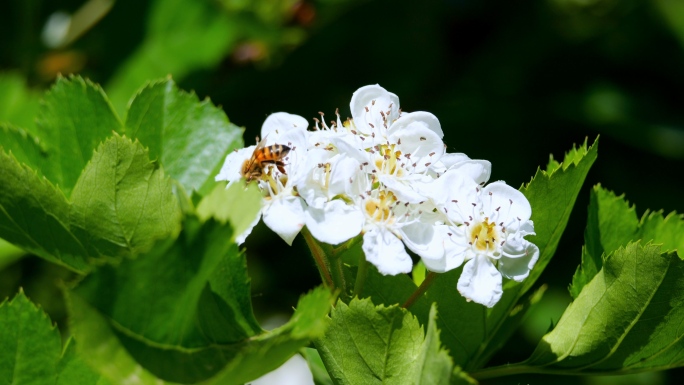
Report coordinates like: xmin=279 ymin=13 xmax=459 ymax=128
xmin=425 ymin=162 xmax=431 ymax=167
xmin=369 ymin=123 xmax=375 ymax=128
xmin=365 ymin=106 xmax=369 ymax=112
xmin=420 ymin=137 xmax=426 ymax=141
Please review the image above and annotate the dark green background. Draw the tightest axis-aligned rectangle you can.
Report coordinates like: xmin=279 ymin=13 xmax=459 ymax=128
xmin=2 ymin=0 xmax=683 ymax=383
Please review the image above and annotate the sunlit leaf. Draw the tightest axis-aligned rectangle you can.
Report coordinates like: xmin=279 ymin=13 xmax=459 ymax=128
xmin=35 ymin=76 xmax=122 ymax=196
xmin=0 ymin=135 xmax=181 ymax=273
xmin=315 ymin=298 xmax=456 ymax=385
xmin=524 ymin=242 xmax=684 ymax=373
xmin=125 ymin=79 xmax=243 ymax=196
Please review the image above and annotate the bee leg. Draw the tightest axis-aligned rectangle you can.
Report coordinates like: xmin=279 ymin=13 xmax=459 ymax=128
xmin=276 ymin=161 xmax=287 ymax=175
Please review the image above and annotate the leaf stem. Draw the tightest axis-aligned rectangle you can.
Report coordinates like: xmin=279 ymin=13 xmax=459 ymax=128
xmin=353 ymin=260 xmax=370 ymax=297
xmin=301 ymin=227 xmax=333 ymax=288
xmin=402 ymin=271 xmax=438 ymax=309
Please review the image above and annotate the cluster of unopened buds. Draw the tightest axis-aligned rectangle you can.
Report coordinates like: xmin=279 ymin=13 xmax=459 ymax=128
xmin=217 ymin=85 xmax=539 ymax=307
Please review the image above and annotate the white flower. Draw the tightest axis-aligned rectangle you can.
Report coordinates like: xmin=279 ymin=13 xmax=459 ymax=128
xmin=424 ymin=172 xmax=539 ymax=307
xmin=216 ymin=112 xmax=309 ymax=245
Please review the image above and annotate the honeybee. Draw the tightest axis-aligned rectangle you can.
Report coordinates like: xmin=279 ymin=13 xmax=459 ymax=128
xmin=241 ymin=137 xmax=291 ymax=183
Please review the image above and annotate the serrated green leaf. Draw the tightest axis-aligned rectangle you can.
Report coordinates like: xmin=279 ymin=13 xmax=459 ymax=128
xmin=0 ymin=134 xmax=181 ymax=272
xmin=124 ymin=79 xmax=243 ymax=196
xmin=315 ymin=298 xmax=453 ymax=385
xmin=569 ymin=186 xmax=639 ymax=298
xmin=69 ymin=134 xmax=182 ymax=259
xmin=521 ymin=242 xmax=684 ymax=373
xmin=570 ymin=186 xmax=684 ymax=298
xmin=106 ymin=0 xmax=240 ymax=114
xmin=0 ymin=124 xmax=48 ymax=176
xmin=0 ymin=150 xmax=91 ymax=272
xmin=35 ymin=76 xmax=123 ymax=196
xmin=0 ymin=291 xmax=102 ymax=385
xmin=0 ymin=72 xmax=40 ymax=134
xmin=418 ymin=138 xmax=598 ymax=370
xmin=519 ymin=137 xmax=598 ymax=291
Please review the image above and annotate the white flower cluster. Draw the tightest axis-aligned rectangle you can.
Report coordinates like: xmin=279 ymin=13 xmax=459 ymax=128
xmin=216 ymin=85 xmax=539 ymax=307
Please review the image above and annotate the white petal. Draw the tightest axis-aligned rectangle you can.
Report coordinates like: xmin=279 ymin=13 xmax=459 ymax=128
xmin=457 ymin=255 xmax=503 ymax=308
xmin=437 ymin=153 xmax=471 ymax=169
xmin=448 ymin=160 xmax=492 ymax=185
xmin=424 ymin=170 xmax=479 ymax=215
xmin=362 ymin=227 xmax=413 ymax=275
xmin=329 ymin=155 xmax=362 ymax=198
xmin=482 ymin=181 xmax=532 ymax=228
xmin=499 ymin=238 xmax=539 ymax=282
xmin=262 ymin=196 xmax=306 ymax=245
xmin=400 ymin=221 xmax=444 ymax=261
xmin=350 ymin=84 xmax=400 ymax=135
xmin=215 ymin=146 xmax=255 ymax=184
xmin=422 ymin=225 xmax=468 ymax=273
xmin=305 ymin=200 xmax=364 ymax=245
xmin=261 ymin=112 xmax=309 ymax=139
xmin=388 ymin=111 xmax=443 ymax=139
xmin=378 ymin=175 xmax=426 ymax=204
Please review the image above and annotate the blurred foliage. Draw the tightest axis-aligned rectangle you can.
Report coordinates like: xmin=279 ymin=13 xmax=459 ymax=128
xmin=2 ymin=0 xmax=684 ymax=383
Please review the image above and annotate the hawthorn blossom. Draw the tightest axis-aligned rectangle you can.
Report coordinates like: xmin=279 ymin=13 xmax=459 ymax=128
xmin=424 ymin=171 xmax=539 ymax=307
xmin=216 ymin=112 xmax=308 ymax=245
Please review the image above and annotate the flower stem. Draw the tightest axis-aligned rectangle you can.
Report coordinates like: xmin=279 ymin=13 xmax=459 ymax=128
xmin=402 ymin=272 xmax=439 ymax=309
xmin=328 ymin=253 xmax=348 ymax=301
xmin=353 ymin=260 xmax=370 ymax=298
xmin=302 ymin=227 xmax=333 ymax=288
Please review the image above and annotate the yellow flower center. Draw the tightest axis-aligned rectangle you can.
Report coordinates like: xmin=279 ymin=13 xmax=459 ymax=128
xmin=364 ymin=190 xmax=397 ymax=223
xmin=470 ymin=217 xmax=499 ymax=252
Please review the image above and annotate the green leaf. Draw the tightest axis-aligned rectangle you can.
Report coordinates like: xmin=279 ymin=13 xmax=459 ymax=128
xmin=35 ymin=76 xmax=123 ymax=196
xmin=0 ymin=123 xmax=48 ymax=177
xmin=570 ymin=186 xmax=684 ymax=298
xmin=418 ymin=138 xmax=598 ymax=370
xmin=196 ymin=182 xmax=262 ymax=243
xmin=67 ymin=292 xmax=178 ymax=385
xmin=519 ymin=137 xmax=599 ymax=291
xmin=0 ymin=72 xmax=40 ymax=134
xmin=315 ymin=298 xmax=454 ymax=385
xmin=105 ymin=0 xmax=241 ymax=114
xmin=0 ymin=135 xmax=181 ymax=272
xmin=569 ymin=186 xmax=639 ymax=297
xmin=0 ymin=290 xmax=102 ymax=385
xmin=124 ymin=79 xmax=243 ymax=196
xmin=523 ymin=242 xmax=684 ymax=373
xmin=0 ymin=150 xmax=90 ymax=272
xmin=202 ymin=287 xmax=333 ymax=385
xmin=69 ymin=282 xmax=332 ymax=385
xmin=69 ymin=134 xmax=182 ymax=259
